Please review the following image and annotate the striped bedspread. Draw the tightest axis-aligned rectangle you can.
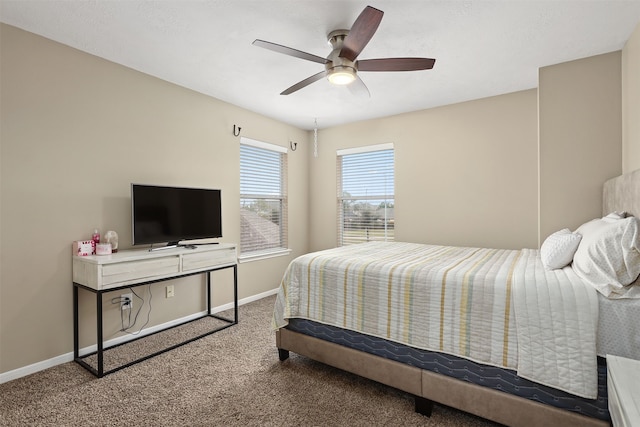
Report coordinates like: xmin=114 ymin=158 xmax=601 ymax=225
xmin=273 ymin=241 xmax=599 ymax=398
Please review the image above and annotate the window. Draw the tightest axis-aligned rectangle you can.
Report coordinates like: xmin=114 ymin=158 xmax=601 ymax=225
xmin=239 ymin=137 xmax=288 ymax=260
xmin=337 ymin=143 xmax=395 ymax=246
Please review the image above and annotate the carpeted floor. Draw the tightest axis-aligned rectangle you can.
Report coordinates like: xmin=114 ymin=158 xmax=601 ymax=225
xmin=0 ymin=296 xmax=500 ymax=426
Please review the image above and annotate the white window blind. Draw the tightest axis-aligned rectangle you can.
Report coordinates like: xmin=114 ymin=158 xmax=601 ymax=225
xmin=240 ymin=138 xmax=288 ymax=257
xmin=337 ymin=144 xmax=394 ymax=246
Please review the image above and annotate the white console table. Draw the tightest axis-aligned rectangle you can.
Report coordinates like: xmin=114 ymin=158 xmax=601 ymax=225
xmin=72 ymin=243 xmax=237 ymax=377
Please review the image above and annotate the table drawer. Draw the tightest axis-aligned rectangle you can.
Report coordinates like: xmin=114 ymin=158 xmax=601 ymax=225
xmin=102 ymin=256 xmax=180 ymax=286
xmin=182 ymin=247 xmax=236 ymax=271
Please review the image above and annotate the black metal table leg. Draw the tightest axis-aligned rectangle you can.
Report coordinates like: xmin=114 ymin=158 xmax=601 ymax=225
xmin=96 ymin=291 xmax=103 ymax=378
xmin=233 ymin=264 xmax=238 ymax=324
xmin=206 ymin=272 xmax=212 ymax=315
xmin=73 ymin=285 xmax=79 ymax=359
xmin=73 ymin=263 xmax=237 ymax=378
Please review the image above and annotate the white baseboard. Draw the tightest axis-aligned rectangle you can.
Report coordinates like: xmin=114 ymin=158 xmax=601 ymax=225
xmin=0 ymin=289 xmax=278 ymax=384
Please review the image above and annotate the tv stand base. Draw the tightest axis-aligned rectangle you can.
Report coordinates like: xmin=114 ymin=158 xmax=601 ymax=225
xmin=148 ymin=242 xmax=179 ymax=251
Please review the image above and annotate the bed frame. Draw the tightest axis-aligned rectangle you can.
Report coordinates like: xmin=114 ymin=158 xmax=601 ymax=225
xmin=276 ymin=168 xmax=640 ymax=427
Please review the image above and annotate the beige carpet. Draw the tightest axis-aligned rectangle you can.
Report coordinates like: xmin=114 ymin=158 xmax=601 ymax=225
xmin=0 ymin=296 xmax=499 ymax=426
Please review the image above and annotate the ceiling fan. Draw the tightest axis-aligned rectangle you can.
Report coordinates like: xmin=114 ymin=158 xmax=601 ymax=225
xmin=252 ymin=5 xmax=436 ymax=97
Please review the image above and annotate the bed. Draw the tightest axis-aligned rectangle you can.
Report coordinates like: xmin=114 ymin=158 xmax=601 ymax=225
xmin=273 ymin=168 xmax=640 ymax=427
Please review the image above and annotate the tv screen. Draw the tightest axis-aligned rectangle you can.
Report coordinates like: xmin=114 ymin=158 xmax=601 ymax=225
xmin=131 ymin=184 xmax=222 ymax=246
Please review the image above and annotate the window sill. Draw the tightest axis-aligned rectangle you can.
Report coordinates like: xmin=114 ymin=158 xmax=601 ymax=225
xmin=238 ymin=248 xmax=292 ymax=263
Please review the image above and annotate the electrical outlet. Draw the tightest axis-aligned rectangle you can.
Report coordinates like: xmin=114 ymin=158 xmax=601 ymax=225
xmin=121 ymin=293 xmax=133 ymax=310
xmin=166 ymin=285 xmax=175 ymax=298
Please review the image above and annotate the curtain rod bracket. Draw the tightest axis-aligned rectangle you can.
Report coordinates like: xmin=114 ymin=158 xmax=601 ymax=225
xmin=290 ymin=141 xmax=297 ymax=151
xmin=233 ymin=125 xmax=241 ymax=137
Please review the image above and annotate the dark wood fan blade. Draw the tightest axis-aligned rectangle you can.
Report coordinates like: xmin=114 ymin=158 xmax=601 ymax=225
xmin=357 ymin=58 xmax=436 ymax=72
xmin=281 ymin=70 xmax=327 ymax=95
xmin=347 ymin=75 xmax=370 ymax=98
xmin=340 ymin=6 xmax=383 ymax=62
xmin=253 ymin=39 xmax=328 ymax=64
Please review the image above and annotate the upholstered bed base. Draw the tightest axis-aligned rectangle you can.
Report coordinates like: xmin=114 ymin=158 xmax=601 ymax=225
xmin=276 ymin=328 xmax=609 ymax=427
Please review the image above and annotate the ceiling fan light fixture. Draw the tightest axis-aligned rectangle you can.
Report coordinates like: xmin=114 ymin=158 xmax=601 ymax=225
xmin=327 ymin=66 xmax=356 ymax=85
xmin=254 ymin=6 xmax=434 ymax=96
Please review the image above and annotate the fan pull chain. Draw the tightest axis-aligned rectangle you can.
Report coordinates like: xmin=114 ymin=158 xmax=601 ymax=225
xmin=313 ymin=118 xmax=318 ymax=158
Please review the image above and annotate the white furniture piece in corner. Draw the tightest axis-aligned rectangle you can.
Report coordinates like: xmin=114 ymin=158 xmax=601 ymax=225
xmin=607 ymin=354 xmax=640 ymax=427
xmin=72 ymin=243 xmax=237 ymax=377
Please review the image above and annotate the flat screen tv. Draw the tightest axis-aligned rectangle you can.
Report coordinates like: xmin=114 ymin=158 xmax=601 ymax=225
xmin=131 ymin=184 xmax=222 ymax=247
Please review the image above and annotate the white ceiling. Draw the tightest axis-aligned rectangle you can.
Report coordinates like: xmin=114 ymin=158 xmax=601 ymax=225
xmin=2 ymin=1 xmax=640 ymax=130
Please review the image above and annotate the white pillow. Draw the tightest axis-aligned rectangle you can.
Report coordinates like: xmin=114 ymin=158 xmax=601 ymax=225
xmin=540 ymin=228 xmax=582 ymax=270
xmin=572 ymin=217 xmax=640 ymax=298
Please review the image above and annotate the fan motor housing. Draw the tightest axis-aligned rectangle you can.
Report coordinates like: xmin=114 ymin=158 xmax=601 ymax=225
xmin=326 ymin=30 xmax=357 ymax=83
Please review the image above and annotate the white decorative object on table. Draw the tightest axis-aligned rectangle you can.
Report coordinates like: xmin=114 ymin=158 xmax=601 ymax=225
xmin=104 ymin=230 xmax=119 ymax=253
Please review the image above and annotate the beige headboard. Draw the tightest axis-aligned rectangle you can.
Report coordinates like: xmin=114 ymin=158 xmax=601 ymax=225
xmin=603 ymin=168 xmax=640 ymax=218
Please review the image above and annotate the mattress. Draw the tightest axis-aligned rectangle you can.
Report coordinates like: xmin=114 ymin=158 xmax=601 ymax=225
xmin=285 ymin=318 xmax=610 ymax=421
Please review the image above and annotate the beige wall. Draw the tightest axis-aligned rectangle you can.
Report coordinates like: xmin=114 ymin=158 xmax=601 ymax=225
xmin=539 ymin=52 xmax=622 ymax=242
xmin=3 ymin=19 xmax=639 ymax=379
xmin=309 ymin=90 xmax=539 ymax=251
xmin=623 ymin=22 xmax=640 ymax=173
xmin=312 ymin=50 xmax=630 ymax=252
xmin=0 ymin=24 xmax=309 ymax=374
